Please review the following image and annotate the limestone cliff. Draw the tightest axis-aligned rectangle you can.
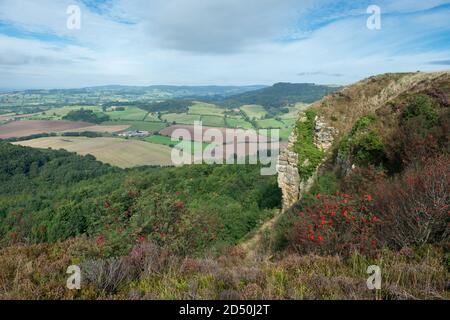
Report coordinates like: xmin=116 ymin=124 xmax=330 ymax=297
xmin=277 ymin=71 xmax=450 ymax=211
xmin=277 ymin=114 xmax=337 ymax=210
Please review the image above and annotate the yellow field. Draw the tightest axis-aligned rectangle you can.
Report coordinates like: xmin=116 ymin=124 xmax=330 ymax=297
xmin=61 ymin=124 xmax=130 ymax=133
xmin=14 ymin=137 xmax=174 ymax=168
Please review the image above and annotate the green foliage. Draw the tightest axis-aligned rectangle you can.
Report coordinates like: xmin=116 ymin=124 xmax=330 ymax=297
xmin=338 ymin=115 xmax=385 ymax=166
xmin=352 ymin=130 xmax=385 ymax=165
xmin=308 ymin=171 xmax=339 ymax=196
xmin=350 ymin=115 xmax=376 ymax=135
xmin=270 ymin=171 xmax=338 ymax=252
xmin=61 ymin=131 xmax=103 ymax=138
xmin=339 ymin=115 xmax=377 ymax=156
xmin=63 ymin=109 xmax=110 ymax=124
xmin=5 ymin=132 xmax=57 ymax=142
xmin=294 ymin=109 xmax=324 ymax=179
xmin=401 ymin=94 xmax=438 ymax=128
xmin=140 ymin=100 xmax=191 ymax=113
xmin=217 ymin=83 xmax=341 ymax=110
xmin=0 ymin=142 xmax=280 ymax=255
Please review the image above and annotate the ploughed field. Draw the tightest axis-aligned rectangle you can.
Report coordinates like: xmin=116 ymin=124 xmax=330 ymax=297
xmin=13 ymin=137 xmax=174 ymax=168
xmin=0 ymin=120 xmax=130 ymax=139
xmin=0 ymin=120 xmax=92 ymax=139
xmin=0 ymin=99 xmax=303 ymax=168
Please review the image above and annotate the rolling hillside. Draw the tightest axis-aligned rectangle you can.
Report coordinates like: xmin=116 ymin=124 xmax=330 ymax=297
xmin=0 ymin=72 xmax=448 ymax=300
xmin=275 ymin=70 xmax=449 ymax=264
xmin=213 ymin=82 xmax=342 ymax=109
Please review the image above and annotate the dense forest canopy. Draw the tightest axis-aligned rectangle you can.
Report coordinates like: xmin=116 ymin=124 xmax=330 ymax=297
xmin=63 ymin=109 xmax=110 ymax=124
xmin=0 ymin=141 xmax=280 ymax=255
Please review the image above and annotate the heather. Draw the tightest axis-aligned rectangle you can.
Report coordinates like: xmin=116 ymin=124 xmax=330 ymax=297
xmin=0 ymin=73 xmax=449 ymax=300
xmin=0 ymin=238 xmax=447 ymax=300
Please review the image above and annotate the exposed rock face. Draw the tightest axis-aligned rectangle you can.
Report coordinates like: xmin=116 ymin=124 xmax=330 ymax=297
xmin=277 ymin=71 xmax=449 ymax=212
xmin=314 ymin=116 xmax=338 ymax=150
xmin=277 ymin=115 xmax=336 ymax=211
xmin=277 ymin=132 xmax=300 ymax=210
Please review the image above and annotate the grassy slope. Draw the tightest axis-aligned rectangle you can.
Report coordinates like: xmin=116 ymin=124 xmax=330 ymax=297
xmin=188 ymin=102 xmax=225 ymax=116
xmin=241 ymin=105 xmax=267 ymax=119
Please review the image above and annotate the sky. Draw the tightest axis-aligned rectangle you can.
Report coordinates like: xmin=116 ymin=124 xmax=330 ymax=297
xmin=0 ymin=0 xmax=449 ymax=90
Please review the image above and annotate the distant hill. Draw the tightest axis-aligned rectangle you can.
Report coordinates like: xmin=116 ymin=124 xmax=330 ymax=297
xmin=212 ymin=83 xmax=342 ymax=109
xmin=5 ymin=85 xmax=267 ymax=100
xmin=0 ymin=85 xmax=268 ymax=112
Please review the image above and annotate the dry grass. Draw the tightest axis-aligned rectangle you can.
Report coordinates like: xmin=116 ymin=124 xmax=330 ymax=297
xmin=312 ymin=71 xmax=450 ymax=137
xmin=61 ymin=124 xmax=130 ymax=133
xmin=13 ymin=137 xmax=174 ymax=168
xmin=0 ymin=239 xmax=447 ymax=300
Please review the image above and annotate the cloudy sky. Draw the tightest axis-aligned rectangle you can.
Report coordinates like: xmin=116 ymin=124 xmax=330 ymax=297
xmin=0 ymin=0 xmax=449 ymax=89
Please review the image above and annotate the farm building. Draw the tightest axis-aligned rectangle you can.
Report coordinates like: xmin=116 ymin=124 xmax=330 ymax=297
xmin=118 ymin=130 xmax=151 ymax=137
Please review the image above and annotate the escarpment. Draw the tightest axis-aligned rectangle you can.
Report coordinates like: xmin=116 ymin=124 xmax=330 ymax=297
xmin=277 ymin=71 xmax=450 ymax=211
xmin=277 ymin=114 xmax=336 ymax=210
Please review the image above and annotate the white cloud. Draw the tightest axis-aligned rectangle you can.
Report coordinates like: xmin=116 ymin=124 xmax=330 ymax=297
xmin=0 ymin=0 xmax=449 ymax=89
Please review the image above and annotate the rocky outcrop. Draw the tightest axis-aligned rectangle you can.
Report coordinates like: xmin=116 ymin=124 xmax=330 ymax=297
xmin=277 ymin=115 xmax=336 ymax=211
xmin=314 ymin=116 xmax=338 ymax=150
xmin=277 ymin=132 xmax=300 ymax=210
xmin=277 ymin=71 xmax=449 ymax=212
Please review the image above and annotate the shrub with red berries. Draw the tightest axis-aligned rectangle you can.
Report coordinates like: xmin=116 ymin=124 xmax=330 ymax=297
xmin=290 ymin=192 xmax=381 ymax=256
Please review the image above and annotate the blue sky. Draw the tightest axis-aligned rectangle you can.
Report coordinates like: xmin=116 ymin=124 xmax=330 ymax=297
xmin=0 ymin=0 xmax=449 ymax=89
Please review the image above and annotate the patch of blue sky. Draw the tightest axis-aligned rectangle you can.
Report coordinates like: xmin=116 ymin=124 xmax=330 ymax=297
xmin=297 ymin=1 xmax=374 ymax=31
xmin=80 ymin=0 xmax=112 ymax=14
xmin=295 ymin=1 xmax=449 ymax=33
xmin=80 ymin=0 xmax=137 ymax=25
xmin=0 ymin=21 xmax=75 ymax=44
xmin=276 ymin=1 xmax=376 ymax=43
xmin=396 ymin=32 xmax=450 ymax=54
xmin=279 ymin=1 xmax=450 ymax=48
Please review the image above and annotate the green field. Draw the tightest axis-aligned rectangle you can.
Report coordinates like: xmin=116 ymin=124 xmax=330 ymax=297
xmin=240 ymin=105 xmax=267 ymax=120
xmin=256 ymin=119 xmax=285 ymax=128
xmin=188 ymin=102 xmax=225 ymax=116
xmin=145 ymin=135 xmax=211 ymax=154
xmin=201 ymin=115 xmax=225 ymax=127
xmin=18 ymin=99 xmax=300 ymax=139
xmin=279 ymin=104 xmax=307 ymax=120
xmin=144 ymin=112 xmax=161 ymax=122
xmin=30 ymin=105 xmax=149 ymax=122
xmin=106 ymin=106 xmax=148 ymax=121
xmin=280 ymin=118 xmax=296 ymax=127
xmin=225 ymin=117 xmax=254 ymax=129
xmin=30 ymin=105 xmax=103 ymax=120
xmin=104 ymin=120 xmax=167 ymax=132
xmin=161 ymin=113 xmax=201 ymax=125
